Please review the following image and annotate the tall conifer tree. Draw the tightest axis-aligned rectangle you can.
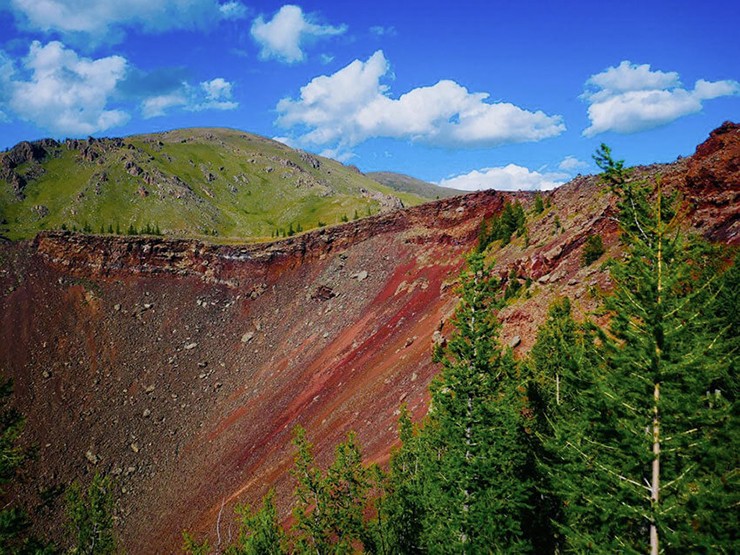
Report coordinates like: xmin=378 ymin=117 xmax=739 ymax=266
xmin=547 ymin=145 xmax=737 ymax=553
xmin=416 ymin=252 xmax=534 ymax=553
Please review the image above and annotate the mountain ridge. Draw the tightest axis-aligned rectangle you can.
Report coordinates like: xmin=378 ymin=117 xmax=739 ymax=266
xmin=0 ymin=127 xmax=425 ymax=242
xmin=366 ymin=171 xmax=461 ymax=199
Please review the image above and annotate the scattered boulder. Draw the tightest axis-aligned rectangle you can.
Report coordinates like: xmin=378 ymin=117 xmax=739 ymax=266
xmin=241 ymin=331 xmax=255 ymax=343
xmin=32 ymin=205 xmax=49 ymax=219
xmin=125 ymin=161 xmax=143 ymax=176
xmin=311 ymin=285 xmax=336 ymax=301
xmin=432 ymin=330 xmax=446 ymax=349
xmin=299 ymin=151 xmax=321 ymax=169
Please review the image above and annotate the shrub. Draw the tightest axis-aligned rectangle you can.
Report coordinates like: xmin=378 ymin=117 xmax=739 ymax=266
xmin=581 ymin=234 xmax=605 ymax=266
xmin=533 ymin=193 xmax=545 ymax=214
xmin=477 ymin=201 xmax=526 ymax=251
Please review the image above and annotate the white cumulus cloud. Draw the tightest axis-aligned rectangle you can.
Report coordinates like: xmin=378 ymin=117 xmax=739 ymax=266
xmin=439 ymin=164 xmax=568 ymax=192
xmin=194 ymin=77 xmax=238 ymax=111
xmin=250 ymin=4 xmax=347 ymax=63
xmin=7 ymin=41 xmax=129 ymax=135
xmin=141 ymin=77 xmax=237 ymax=117
xmin=276 ymin=50 xmax=565 ymax=153
xmin=8 ymin=0 xmax=242 ymax=42
xmin=219 ymin=1 xmax=248 ymax=20
xmin=558 ymin=155 xmax=589 ymax=172
xmin=582 ymin=61 xmax=740 ymax=136
xmin=141 ymin=92 xmax=189 ymax=118
xmin=0 ymin=41 xmax=237 ymax=132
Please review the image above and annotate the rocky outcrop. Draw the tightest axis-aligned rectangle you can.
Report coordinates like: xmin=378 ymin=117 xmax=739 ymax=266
xmin=0 ymin=139 xmax=59 ymax=197
xmin=360 ymin=187 xmax=405 ymax=211
xmin=683 ymin=122 xmax=740 ymax=242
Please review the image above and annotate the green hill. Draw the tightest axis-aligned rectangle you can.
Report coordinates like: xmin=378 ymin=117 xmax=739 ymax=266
xmin=367 ymin=171 xmax=461 ymax=200
xmin=0 ymin=128 xmax=425 ymax=242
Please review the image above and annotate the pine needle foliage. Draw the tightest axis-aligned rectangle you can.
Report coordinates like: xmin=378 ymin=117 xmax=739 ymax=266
xmin=545 ymin=145 xmax=738 ymax=553
xmin=228 ymin=491 xmax=285 ymax=555
xmin=0 ymin=378 xmax=55 ymax=554
xmin=383 ymin=253 xmax=535 ymax=553
xmin=66 ymin=473 xmax=117 ymax=555
xmin=477 ymin=200 xmax=526 ymax=251
xmin=291 ymin=426 xmax=372 ymax=554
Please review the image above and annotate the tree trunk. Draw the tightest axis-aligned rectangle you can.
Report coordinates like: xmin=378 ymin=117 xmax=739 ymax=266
xmin=650 ymin=180 xmax=663 ymax=555
xmin=650 ymin=383 xmax=660 ymax=555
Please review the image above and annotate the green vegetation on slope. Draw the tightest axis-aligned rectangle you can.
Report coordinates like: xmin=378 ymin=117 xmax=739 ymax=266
xmin=0 ymin=128 xmax=426 ymax=242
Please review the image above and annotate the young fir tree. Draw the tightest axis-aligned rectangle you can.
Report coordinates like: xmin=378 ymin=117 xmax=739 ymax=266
xmin=0 ymin=378 xmax=29 ymax=553
xmin=547 ymin=145 xmax=738 ymax=553
xmin=66 ymin=473 xmax=117 ymax=555
xmin=0 ymin=378 xmax=57 ymax=554
xmin=376 ymin=407 xmax=426 ymax=554
xmin=291 ymin=426 xmax=330 ymax=554
xmin=526 ymin=297 xmax=604 ymax=553
xmin=323 ymin=432 xmax=371 ymax=552
xmin=528 ymin=297 xmax=603 ymax=417
xmin=291 ymin=426 xmax=372 ymax=554
xmin=533 ymin=193 xmax=545 ymax=215
xmin=415 ymin=252 xmax=534 ymax=553
xmin=228 ymin=490 xmax=286 ymax=555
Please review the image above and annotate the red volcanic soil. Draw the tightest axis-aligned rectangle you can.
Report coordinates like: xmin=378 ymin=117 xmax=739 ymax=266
xmin=0 ymin=124 xmax=737 ymax=553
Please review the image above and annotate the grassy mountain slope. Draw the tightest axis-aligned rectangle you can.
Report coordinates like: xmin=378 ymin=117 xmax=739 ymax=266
xmin=367 ymin=170 xmax=461 ymax=199
xmin=0 ymin=128 xmax=425 ymax=241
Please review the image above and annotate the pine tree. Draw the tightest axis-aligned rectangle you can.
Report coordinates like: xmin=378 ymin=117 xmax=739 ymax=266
xmin=476 ymin=219 xmax=489 ymax=252
xmin=181 ymin=532 xmax=210 ymax=555
xmin=229 ymin=490 xmax=286 ymax=555
xmin=0 ymin=378 xmax=33 ymax=553
xmin=581 ymin=234 xmax=605 ymax=266
xmin=416 ymin=252 xmax=534 ymax=553
xmin=375 ymin=407 xmax=426 ymax=554
xmin=527 ymin=297 xmax=604 ymax=552
xmin=291 ymin=426 xmax=330 ymax=554
xmin=322 ymin=432 xmax=370 ymax=551
xmin=481 ymin=200 xmax=527 ymax=248
xmin=66 ymin=473 xmax=116 ymax=554
xmin=547 ymin=145 xmax=738 ymax=553
xmin=291 ymin=427 xmax=372 ymax=553
xmin=528 ymin=297 xmax=602 ymax=415
xmin=533 ymin=193 xmax=545 ymax=215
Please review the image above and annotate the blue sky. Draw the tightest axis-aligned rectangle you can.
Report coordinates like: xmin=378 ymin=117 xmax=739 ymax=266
xmin=0 ymin=0 xmax=738 ymax=190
